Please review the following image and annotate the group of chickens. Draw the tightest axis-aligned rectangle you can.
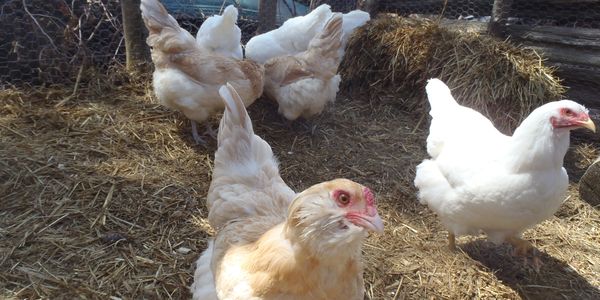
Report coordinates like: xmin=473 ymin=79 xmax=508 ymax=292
xmin=139 ymin=0 xmax=597 ymax=299
xmin=141 ymin=0 xmax=369 ymax=144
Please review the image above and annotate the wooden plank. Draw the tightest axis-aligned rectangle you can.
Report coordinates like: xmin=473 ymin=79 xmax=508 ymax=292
xmin=520 ymin=0 xmax=599 ymax=4
xmin=551 ymin=63 xmax=600 ymax=83
xmin=522 ymin=42 xmax=600 ymax=68
xmin=380 ymin=0 xmax=598 ymax=9
xmin=506 ymin=25 xmax=600 ymax=49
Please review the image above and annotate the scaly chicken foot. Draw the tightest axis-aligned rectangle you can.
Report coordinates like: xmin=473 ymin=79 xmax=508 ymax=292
xmin=191 ymin=120 xmax=207 ymax=145
xmin=190 ymin=120 xmax=218 ymax=145
xmin=505 ymin=236 xmax=542 ymax=272
xmin=204 ymin=123 xmax=218 ymax=139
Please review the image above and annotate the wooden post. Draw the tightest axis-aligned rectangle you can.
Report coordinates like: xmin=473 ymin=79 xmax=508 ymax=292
xmin=488 ymin=0 xmax=514 ymax=37
xmin=358 ymin=0 xmax=379 ymax=17
xmin=257 ymin=0 xmax=278 ymax=34
xmin=121 ymin=0 xmax=150 ymax=73
xmin=580 ymin=156 xmax=600 ymax=207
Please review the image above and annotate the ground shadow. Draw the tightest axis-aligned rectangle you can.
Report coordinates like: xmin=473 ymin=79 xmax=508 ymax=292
xmin=461 ymin=240 xmax=600 ymax=299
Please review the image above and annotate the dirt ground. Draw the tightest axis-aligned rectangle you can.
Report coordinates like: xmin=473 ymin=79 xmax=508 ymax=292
xmin=1 ymin=82 xmax=599 ymax=299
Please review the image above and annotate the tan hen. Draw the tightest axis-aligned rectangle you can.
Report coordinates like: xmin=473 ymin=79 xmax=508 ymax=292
xmin=191 ymin=84 xmax=383 ymax=299
xmin=140 ymin=0 xmax=263 ymax=144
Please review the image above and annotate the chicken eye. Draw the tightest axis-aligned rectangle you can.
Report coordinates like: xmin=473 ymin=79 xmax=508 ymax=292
xmin=564 ymin=108 xmax=574 ymax=117
xmin=338 ymin=193 xmax=350 ymax=205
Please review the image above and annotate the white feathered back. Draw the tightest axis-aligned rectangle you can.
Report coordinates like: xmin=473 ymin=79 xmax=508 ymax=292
xmin=245 ymin=4 xmax=333 ymax=63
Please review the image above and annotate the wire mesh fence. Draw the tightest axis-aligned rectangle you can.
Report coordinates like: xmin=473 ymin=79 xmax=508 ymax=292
xmin=2 ymin=0 xmax=599 ymax=105
xmin=0 ymin=0 xmax=362 ymax=87
xmin=0 ymin=0 xmax=125 ymax=86
xmin=381 ymin=0 xmax=600 ymax=28
xmin=380 ymin=0 xmax=600 ymax=106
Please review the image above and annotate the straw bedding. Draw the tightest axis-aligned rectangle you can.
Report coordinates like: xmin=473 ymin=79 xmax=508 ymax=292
xmin=1 ymin=13 xmax=598 ymax=300
xmin=1 ymin=80 xmax=598 ymax=299
xmin=340 ymin=15 xmax=566 ymax=133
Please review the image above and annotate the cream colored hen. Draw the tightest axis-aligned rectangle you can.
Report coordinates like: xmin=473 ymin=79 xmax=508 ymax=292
xmin=245 ymin=4 xmax=370 ymax=64
xmin=140 ymin=0 xmax=263 ymax=144
xmin=262 ymin=14 xmax=343 ymax=121
xmin=245 ymin=4 xmax=333 ymax=64
xmin=191 ymin=84 xmax=383 ymax=299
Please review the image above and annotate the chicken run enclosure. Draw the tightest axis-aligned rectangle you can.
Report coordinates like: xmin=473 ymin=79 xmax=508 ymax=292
xmin=1 ymin=0 xmax=600 ymax=299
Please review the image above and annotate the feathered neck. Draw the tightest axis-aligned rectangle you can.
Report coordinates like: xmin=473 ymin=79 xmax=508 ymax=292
xmin=243 ymin=224 xmax=363 ymax=297
xmin=284 ymin=222 xmax=364 ymax=260
xmin=505 ymin=109 xmax=571 ymax=172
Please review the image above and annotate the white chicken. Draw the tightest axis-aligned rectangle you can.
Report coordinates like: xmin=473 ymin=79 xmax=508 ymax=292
xmin=191 ymin=83 xmax=383 ymax=299
xmin=414 ymin=78 xmax=596 ymax=268
xmin=245 ymin=4 xmax=332 ymax=64
xmin=338 ymin=9 xmax=370 ymax=57
xmin=262 ymin=13 xmax=342 ymax=120
xmin=195 ymin=5 xmax=243 ymax=60
xmin=140 ymin=0 xmax=263 ymax=144
xmin=245 ymin=4 xmax=369 ymax=64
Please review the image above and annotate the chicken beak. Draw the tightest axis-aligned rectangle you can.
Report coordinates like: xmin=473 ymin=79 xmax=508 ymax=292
xmin=358 ymin=211 xmax=384 ymax=234
xmin=579 ymin=118 xmax=596 ymax=132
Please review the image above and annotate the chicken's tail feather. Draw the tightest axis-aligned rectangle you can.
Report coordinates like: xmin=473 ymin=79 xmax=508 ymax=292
xmin=217 ymin=83 xmax=253 ymax=147
xmin=140 ymin=0 xmax=195 ymax=52
xmin=208 ymin=84 xmax=295 ymax=229
xmin=425 ymin=78 xmax=459 ymax=117
xmin=222 ymin=5 xmax=238 ymax=24
xmin=309 ymin=13 xmax=342 ymax=59
xmin=304 ymin=4 xmax=333 ymax=32
xmin=304 ymin=13 xmax=343 ymax=78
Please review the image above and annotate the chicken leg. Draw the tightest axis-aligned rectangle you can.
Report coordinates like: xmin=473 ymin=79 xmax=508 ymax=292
xmin=191 ymin=120 xmax=206 ymax=145
xmin=505 ymin=236 xmax=542 ymax=271
xmin=191 ymin=120 xmax=218 ymax=145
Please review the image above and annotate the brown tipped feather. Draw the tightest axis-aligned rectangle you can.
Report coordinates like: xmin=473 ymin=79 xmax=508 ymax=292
xmin=140 ymin=0 xmax=195 ymax=53
xmin=306 ymin=13 xmax=343 ymax=64
xmin=139 ymin=0 xmax=264 ymax=130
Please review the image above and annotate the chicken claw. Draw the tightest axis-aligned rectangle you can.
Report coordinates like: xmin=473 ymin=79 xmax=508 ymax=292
xmin=506 ymin=236 xmax=543 ymax=272
xmin=204 ymin=123 xmax=218 ymax=139
xmin=191 ymin=120 xmax=207 ymax=145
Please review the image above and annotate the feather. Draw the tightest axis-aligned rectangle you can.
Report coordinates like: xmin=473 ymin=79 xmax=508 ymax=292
xmin=191 ymin=85 xmax=382 ymax=299
xmin=262 ymin=14 xmax=343 ymax=120
xmin=140 ymin=0 xmax=263 ymax=143
xmin=415 ymin=78 xmax=594 ymax=249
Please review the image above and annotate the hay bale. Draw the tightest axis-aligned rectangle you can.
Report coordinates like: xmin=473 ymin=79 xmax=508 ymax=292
xmin=339 ymin=16 xmax=566 ymax=132
xmin=580 ymin=156 xmax=600 ymax=207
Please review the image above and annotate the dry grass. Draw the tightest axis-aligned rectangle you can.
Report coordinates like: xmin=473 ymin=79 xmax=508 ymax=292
xmin=1 ymin=80 xmax=599 ymax=300
xmin=340 ymin=15 xmax=566 ymax=133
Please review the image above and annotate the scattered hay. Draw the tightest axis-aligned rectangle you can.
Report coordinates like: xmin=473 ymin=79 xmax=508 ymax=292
xmin=1 ymin=82 xmax=598 ymax=299
xmin=340 ymin=15 xmax=566 ymax=132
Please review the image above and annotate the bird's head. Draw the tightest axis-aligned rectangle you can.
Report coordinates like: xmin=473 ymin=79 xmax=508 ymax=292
xmin=285 ymin=179 xmax=383 ymax=256
xmin=548 ymin=100 xmax=595 ymax=133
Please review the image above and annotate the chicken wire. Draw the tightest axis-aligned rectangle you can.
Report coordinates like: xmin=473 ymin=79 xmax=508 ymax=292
xmin=0 ymin=0 xmax=125 ymax=86
xmin=380 ymin=0 xmax=600 ymax=28
xmin=380 ymin=0 xmax=600 ymax=106
xmin=0 ymin=0 xmax=363 ymax=86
